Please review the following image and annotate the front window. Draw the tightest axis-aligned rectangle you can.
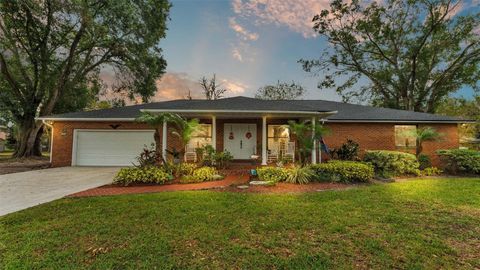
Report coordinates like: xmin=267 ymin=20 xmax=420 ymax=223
xmin=268 ymin=125 xmax=290 ymax=152
xmin=395 ymin=125 xmax=417 ymax=148
xmin=189 ymin=124 xmax=212 ymax=148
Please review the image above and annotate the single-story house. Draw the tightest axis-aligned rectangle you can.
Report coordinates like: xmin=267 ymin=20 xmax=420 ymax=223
xmin=38 ymin=96 xmax=471 ymax=167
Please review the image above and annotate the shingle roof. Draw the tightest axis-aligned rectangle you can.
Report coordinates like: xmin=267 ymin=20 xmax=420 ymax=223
xmin=39 ymin=96 xmax=469 ymax=123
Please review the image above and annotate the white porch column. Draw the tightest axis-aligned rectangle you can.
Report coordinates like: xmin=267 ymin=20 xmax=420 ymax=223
xmin=162 ymin=120 xmax=167 ymax=160
xmin=261 ymin=115 xmax=267 ymax=165
xmin=211 ymin=115 xmax=216 ymax=150
xmin=311 ymin=117 xmax=317 ymax=164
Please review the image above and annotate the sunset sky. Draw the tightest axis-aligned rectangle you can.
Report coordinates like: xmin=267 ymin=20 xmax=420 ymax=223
xmin=148 ymin=0 xmax=479 ymax=102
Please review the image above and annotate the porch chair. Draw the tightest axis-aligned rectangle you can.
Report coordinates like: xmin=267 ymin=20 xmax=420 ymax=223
xmin=283 ymin=141 xmax=295 ymax=162
xmin=184 ymin=143 xmax=197 ymax=163
xmin=267 ymin=142 xmax=280 ymax=163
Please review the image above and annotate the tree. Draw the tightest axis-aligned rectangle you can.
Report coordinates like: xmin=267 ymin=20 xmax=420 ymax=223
xmin=0 ymin=0 xmax=171 ymax=158
xmin=287 ymin=120 xmax=329 ymax=165
xmin=436 ymin=96 xmax=480 ymax=145
xmin=300 ymin=0 xmax=480 ymax=113
xmin=255 ymin=81 xmax=305 ymax=100
xmin=199 ymin=74 xmax=227 ymax=100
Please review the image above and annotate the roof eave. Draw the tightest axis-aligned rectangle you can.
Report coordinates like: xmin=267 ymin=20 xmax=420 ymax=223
xmin=325 ymin=119 xmax=473 ymax=124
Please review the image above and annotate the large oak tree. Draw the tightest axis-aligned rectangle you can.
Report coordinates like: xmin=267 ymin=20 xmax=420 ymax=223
xmin=301 ymin=0 xmax=480 ymax=112
xmin=0 ymin=0 xmax=170 ymax=157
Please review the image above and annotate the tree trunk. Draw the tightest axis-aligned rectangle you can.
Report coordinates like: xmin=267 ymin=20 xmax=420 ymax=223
xmin=416 ymin=139 xmax=422 ymax=157
xmin=13 ymin=119 xmax=43 ymax=158
xmin=33 ymin=126 xmax=44 ymax=156
xmin=154 ymin=128 xmax=162 ymax=165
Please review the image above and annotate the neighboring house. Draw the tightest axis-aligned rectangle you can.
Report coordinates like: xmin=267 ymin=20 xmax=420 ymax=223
xmin=38 ymin=96 xmax=472 ymax=167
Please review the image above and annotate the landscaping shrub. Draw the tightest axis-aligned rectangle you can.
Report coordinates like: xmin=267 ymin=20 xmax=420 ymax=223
xmin=173 ymin=163 xmax=197 ymax=177
xmin=418 ymin=154 xmax=431 ymax=170
xmin=114 ymin=166 xmax=171 ymax=186
xmin=285 ymin=166 xmax=315 ymax=184
xmin=214 ymin=150 xmax=234 ymax=169
xmin=135 ymin=144 xmax=160 ymax=167
xmin=437 ymin=149 xmax=480 ymax=175
xmin=202 ymin=145 xmax=234 ymax=169
xmin=256 ymin=167 xmax=288 ymax=183
xmin=181 ymin=167 xmax=221 ymax=183
xmin=364 ymin=150 xmax=420 ymax=178
xmin=309 ymin=161 xmax=374 ymax=183
xmin=330 ymin=139 xmax=360 ymax=161
xmin=420 ymin=167 xmax=443 ymax=176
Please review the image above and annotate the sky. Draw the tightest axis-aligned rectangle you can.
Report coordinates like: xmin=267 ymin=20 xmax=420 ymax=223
xmin=146 ymin=0 xmax=479 ymax=102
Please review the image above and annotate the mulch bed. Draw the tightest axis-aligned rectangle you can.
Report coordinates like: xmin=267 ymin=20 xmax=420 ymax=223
xmin=0 ymin=157 xmax=51 ymax=175
xmin=68 ymin=174 xmax=251 ymax=197
xmin=69 ymin=171 xmax=360 ymax=197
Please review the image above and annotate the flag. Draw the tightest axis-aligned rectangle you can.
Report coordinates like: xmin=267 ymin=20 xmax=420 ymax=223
xmin=320 ymin=137 xmax=330 ymax=155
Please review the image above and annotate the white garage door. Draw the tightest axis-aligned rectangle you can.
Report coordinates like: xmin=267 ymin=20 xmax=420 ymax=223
xmin=74 ymin=130 xmax=155 ymax=166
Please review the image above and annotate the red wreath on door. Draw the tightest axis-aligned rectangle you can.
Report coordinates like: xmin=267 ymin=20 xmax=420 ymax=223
xmin=245 ymin=125 xmax=252 ymax=139
xmin=228 ymin=125 xmax=234 ymax=140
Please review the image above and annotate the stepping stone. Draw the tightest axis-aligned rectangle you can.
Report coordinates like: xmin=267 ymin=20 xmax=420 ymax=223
xmin=249 ymin=181 xmax=269 ymax=186
xmin=237 ymin=185 xmax=249 ymax=189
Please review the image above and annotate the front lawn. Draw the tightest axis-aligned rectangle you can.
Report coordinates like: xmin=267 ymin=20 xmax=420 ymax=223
xmin=1 ymin=178 xmax=480 ymax=269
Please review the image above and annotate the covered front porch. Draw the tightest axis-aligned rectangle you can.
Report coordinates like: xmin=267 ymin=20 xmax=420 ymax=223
xmin=142 ymin=109 xmax=335 ymax=165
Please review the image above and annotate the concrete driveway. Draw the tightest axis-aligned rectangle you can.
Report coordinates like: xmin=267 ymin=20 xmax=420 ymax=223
xmin=0 ymin=167 xmax=119 ymax=216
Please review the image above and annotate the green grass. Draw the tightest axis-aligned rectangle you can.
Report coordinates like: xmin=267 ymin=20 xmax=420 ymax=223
xmin=1 ymin=178 xmax=480 ymax=269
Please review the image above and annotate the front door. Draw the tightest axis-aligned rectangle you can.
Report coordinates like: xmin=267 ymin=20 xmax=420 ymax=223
xmin=223 ymin=123 xmax=257 ymax=159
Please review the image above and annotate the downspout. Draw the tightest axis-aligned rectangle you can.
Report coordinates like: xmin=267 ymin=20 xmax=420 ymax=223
xmin=42 ymin=120 xmax=54 ymax=163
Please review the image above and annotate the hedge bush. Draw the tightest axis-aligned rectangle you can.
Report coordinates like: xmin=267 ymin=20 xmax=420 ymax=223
xmin=257 ymin=167 xmax=288 ymax=183
xmin=181 ymin=167 xmax=222 ymax=183
xmin=363 ymin=150 xmax=420 ymax=178
xmin=174 ymin=163 xmax=197 ymax=177
xmin=437 ymin=149 xmax=480 ymax=175
xmin=309 ymin=161 xmax=374 ymax=183
xmin=114 ymin=166 xmax=171 ymax=186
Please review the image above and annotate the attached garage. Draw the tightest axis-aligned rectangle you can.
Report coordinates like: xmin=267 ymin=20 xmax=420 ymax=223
xmin=72 ymin=130 xmax=154 ymax=166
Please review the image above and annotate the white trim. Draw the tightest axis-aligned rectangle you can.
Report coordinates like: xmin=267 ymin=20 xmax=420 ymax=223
xmin=36 ymin=116 xmax=470 ymax=124
xmin=41 ymin=120 xmax=54 ymax=163
xmin=212 ymin=116 xmax=216 ymax=150
xmin=325 ymin=119 xmax=471 ymax=123
xmin=262 ymin=116 xmax=267 ymax=165
xmin=141 ymin=109 xmax=337 ymax=115
xmin=37 ymin=117 xmax=136 ymax=121
xmin=71 ymin=129 xmax=155 ymax=166
xmin=162 ymin=121 xmax=167 ymax=160
xmin=311 ymin=117 xmax=317 ymax=164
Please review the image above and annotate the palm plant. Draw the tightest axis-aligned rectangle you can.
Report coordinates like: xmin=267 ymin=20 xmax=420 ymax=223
xmin=170 ymin=118 xmax=200 ymax=152
xmin=136 ymin=111 xmax=201 ymax=163
xmin=287 ymin=120 xmax=329 ymax=165
xmin=413 ymin=127 xmax=444 ymax=157
xmin=136 ymin=112 xmax=180 ymax=158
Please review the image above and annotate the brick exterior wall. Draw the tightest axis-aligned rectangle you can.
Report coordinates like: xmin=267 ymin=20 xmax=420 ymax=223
xmin=323 ymin=123 xmax=459 ymax=166
xmin=51 ymin=120 xmax=458 ymax=167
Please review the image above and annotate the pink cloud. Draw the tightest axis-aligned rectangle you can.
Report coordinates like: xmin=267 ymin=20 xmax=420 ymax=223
xmin=231 ymin=0 xmax=331 ymax=38
xmin=229 ymin=17 xmax=259 ymax=41
xmin=99 ymin=72 xmax=248 ymax=103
